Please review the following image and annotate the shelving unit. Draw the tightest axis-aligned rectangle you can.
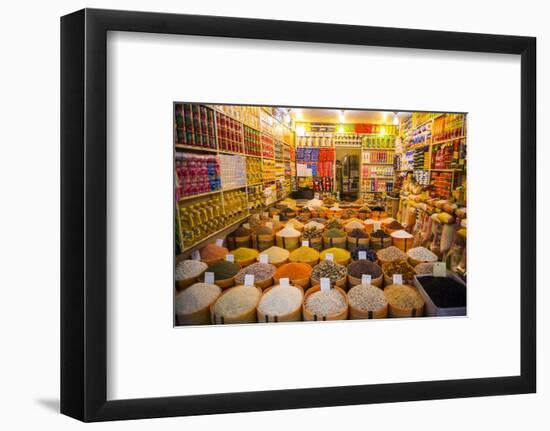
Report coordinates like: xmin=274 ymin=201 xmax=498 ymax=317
xmin=174 ymin=103 xmax=295 ymax=253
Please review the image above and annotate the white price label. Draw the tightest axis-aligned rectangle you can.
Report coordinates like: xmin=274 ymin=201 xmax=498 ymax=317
xmin=215 ymin=239 xmax=224 ymax=246
xmin=358 ymin=251 xmax=367 ymax=260
xmin=244 ymin=274 xmax=255 ymax=287
xmin=259 ymin=254 xmax=269 ymax=264
xmin=374 ymin=222 xmax=381 ymax=231
xmin=243 ymin=223 xmax=250 ymax=229
xmin=273 ymin=215 xmax=280 ymax=222
xmin=279 ymin=277 xmax=290 ymax=287
xmin=314 ymin=193 xmax=320 ymax=200
xmin=320 ymin=277 xmax=331 ymax=292
xmin=265 ymin=222 xmax=273 ymax=229
xmin=301 ymin=240 xmax=309 ymax=247
xmin=361 ymin=274 xmax=372 ymax=286
xmin=204 ymin=272 xmax=215 ymax=284
xmin=225 ymin=254 xmax=234 ymax=263
xmin=191 ymin=250 xmax=201 ymax=260
xmin=433 ymin=262 xmax=446 ymax=277
xmin=393 ymin=274 xmax=403 ymax=285
xmin=252 ymin=214 xmax=260 ymax=220
xmin=262 ymin=212 xmax=269 ymax=218
xmin=325 ymin=253 xmax=334 ymax=262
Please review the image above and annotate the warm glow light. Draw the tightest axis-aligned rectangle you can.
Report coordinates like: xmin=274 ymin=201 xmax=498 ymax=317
xmin=393 ymin=113 xmax=399 ymax=125
xmin=338 ymin=110 xmax=345 ymax=123
xmin=292 ymin=109 xmax=303 ymax=121
xmin=296 ymin=124 xmax=306 ymax=136
xmin=338 ymin=124 xmax=345 ymax=134
xmin=380 ymin=127 xmax=386 ymax=135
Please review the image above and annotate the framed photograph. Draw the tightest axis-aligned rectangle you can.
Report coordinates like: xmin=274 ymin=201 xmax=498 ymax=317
xmin=61 ymin=8 xmax=536 ymax=422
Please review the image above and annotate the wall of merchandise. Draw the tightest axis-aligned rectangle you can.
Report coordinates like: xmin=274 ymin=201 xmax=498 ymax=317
xmin=174 ymin=103 xmax=295 ymax=253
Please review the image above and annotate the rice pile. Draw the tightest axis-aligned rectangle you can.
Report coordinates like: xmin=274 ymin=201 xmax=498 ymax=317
xmin=211 ymin=286 xmax=261 ymax=318
xmin=348 ymin=285 xmax=387 ymax=311
xmin=175 ymin=283 xmax=221 ymax=315
xmin=258 ymin=285 xmax=303 ymax=316
xmin=175 ymin=260 xmax=207 ymax=280
xmin=305 ymin=289 xmax=346 ymax=316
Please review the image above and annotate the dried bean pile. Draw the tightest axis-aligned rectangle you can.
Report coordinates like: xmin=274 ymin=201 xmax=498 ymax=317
xmin=311 ymin=260 xmax=347 ymax=283
xmin=234 ymin=262 xmax=276 ymax=284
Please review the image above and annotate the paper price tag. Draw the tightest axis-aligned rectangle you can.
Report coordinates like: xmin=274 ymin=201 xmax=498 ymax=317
xmin=252 ymin=214 xmax=260 ymax=220
xmin=225 ymin=254 xmax=234 ymax=263
xmin=358 ymin=251 xmax=367 ymax=260
xmin=314 ymin=193 xmax=320 ymax=200
xmin=244 ymin=274 xmax=255 ymax=287
xmin=320 ymin=278 xmax=331 ymax=292
xmin=374 ymin=221 xmax=381 ymax=231
xmin=265 ymin=222 xmax=273 ymax=229
xmin=215 ymin=239 xmax=224 ymax=246
xmin=325 ymin=253 xmax=334 ymax=262
xmin=191 ymin=250 xmax=201 ymax=260
xmin=393 ymin=274 xmax=403 ymax=285
xmin=279 ymin=278 xmax=290 ymax=287
xmin=301 ymin=240 xmax=309 ymax=247
xmin=361 ymin=274 xmax=372 ymax=286
xmin=273 ymin=215 xmax=280 ymax=222
xmin=262 ymin=212 xmax=268 ymax=218
xmin=433 ymin=262 xmax=446 ymax=277
xmin=243 ymin=223 xmax=250 ymax=229
xmin=204 ymin=272 xmax=215 ymax=284
xmin=259 ymin=254 xmax=269 ymax=264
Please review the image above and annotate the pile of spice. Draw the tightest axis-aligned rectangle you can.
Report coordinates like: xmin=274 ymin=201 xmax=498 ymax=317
xmin=200 ymin=243 xmax=229 ymax=261
xmin=228 ymin=226 xmax=252 ymax=238
xmin=255 ymin=225 xmax=274 ymax=235
xmin=324 ymin=228 xmax=346 ymax=238
xmin=285 ymin=219 xmax=304 ymax=230
xmin=276 ymin=224 xmax=301 ymax=237
xmin=358 ymin=206 xmax=372 ymax=214
xmin=342 ymin=208 xmax=355 ymax=218
xmin=258 ymin=285 xmax=303 ymax=316
xmin=348 ymin=228 xmax=369 ymax=238
xmin=304 ymin=220 xmax=325 ymax=231
xmin=232 ymin=247 xmax=259 ymax=263
xmin=371 ymin=230 xmax=390 ymax=239
xmin=310 ymin=217 xmax=327 ymax=224
xmin=350 ymin=246 xmax=377 ymax=262
xmin=175 ymin=282 xmax=221 ymax=315
xmin=407 ymin=247 xmax=438 ymax=263
xmin=208 ymin=260 xmax=240 ymax=281
xmin=384 ymin=284 xmax=425 ymax=309
xmin=320 ymin=247 xmax=350 ymax=262
xmin=390 ymin=230 xmax=414 ymax=240
xmin=382 ymin=261 xmax=416 ymax=281
xmin=234 ymin=262 xmax=276 ymax=284
xmin=211 ymin=285 xmax=261 ymax=318
xmin=345 ymin=220 xmax=365 ymax=230
xmin=385 ymin=220 xmax=404 ymax=230
xmin=274 ymin=262 xmax=312 ymax=281
xmin=325 ymin=218 xmax=343 ymax=230
xmin=363 ymin=219 xmax=375 ymax=227
xmin=305 ymin=289 xmax=347 ymax=316
xmin=377 ymin=246 xmax=407 ymax=262
xmin=417 ymin=276 xmax=466 ymax=308
xmin=175 ymin=260 xmax=208 ymax=280
xmin=414 ymin=262 xmax=435 ymax=275
xmin=302 ymin=227 xmax=323 ymax=239
xmin=311 ymin=260 xmax=347 ymax=283
xmin=348 ymin=285 xmax=387 ymax=311
xmin=347 ymin=260 xmax=382 ymax=279
xmin=259 ymin=246 xmax=290 ymax=264
xmin=289 ymin=246 xmax=320 ymax=263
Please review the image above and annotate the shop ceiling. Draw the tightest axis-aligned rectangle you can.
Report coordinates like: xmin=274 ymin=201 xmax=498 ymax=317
xmin=289 ymin=108 xmax=410 ymax=124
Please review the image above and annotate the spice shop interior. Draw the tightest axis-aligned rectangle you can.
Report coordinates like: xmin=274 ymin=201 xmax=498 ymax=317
xmin=174 ymin=104 xmax=467 ymax=325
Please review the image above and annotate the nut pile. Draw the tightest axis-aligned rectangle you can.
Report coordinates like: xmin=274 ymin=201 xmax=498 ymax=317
xmin=311 ymin=260 xmax=347 ymax=283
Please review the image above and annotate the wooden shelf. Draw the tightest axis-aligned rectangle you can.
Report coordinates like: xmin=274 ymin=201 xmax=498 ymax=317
xmin=178 ymin=189 xmax=222 ymax=202
xmin=175 ymin=144 xmax=217 ymax=153
xmin=431 ymin=135 xmax=466 ymax=145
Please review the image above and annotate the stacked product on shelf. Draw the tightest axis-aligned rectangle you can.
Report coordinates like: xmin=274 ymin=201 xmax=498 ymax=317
xmin=175 ymin=152 xmax=220 ymax=199
xmin=216 ymin=111 xmax=243 ymax=153
xmin=174 ymin=103 xmax=217 ymax=149
xmin=219 ymin=154 xmax=246 ymax=190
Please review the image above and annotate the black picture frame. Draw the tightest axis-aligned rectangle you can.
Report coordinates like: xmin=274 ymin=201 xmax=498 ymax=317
xmin=61 ymin=8 xmax=536 ymax=422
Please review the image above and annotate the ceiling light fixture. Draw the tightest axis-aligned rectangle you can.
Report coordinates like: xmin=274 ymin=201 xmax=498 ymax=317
xmin=393 ymin=112 xmax=399 ymax=125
